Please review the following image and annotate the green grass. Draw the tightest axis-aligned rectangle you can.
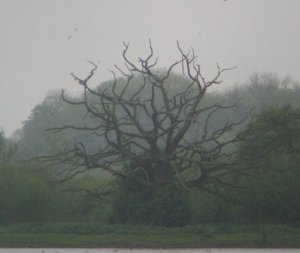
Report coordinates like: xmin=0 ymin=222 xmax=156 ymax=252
xmin=0 ymin=223 xmax=299 ymax=248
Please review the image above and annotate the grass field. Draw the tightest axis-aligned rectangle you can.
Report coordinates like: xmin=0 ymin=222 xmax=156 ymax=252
xmin=0 ymin=223 xmax=299 ymax=248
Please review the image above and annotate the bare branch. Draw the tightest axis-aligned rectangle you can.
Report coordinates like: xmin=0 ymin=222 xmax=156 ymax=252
xmin=41 ymin=40 xmax=248 ymax=192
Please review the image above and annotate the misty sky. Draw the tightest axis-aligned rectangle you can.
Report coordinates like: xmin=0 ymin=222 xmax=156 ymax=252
xmin=1 ymin=0 xmax=300 ymax=136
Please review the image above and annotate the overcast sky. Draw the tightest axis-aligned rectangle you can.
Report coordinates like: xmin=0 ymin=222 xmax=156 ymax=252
xmin=1 ymin=0 xmax=300 ymax=136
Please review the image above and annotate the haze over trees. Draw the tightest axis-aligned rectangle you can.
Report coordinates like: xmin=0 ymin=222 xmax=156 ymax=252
xmin=41 ymin=42 xmax=250 ymax=187
xmin=1 ymin=42 xmax=300 ymax=226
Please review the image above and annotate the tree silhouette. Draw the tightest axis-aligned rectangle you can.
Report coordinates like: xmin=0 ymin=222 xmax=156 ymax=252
xmin=39 ymin=41 xmax=250 ymax=196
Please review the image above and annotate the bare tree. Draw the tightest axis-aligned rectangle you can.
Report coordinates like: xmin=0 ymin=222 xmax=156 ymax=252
xmin=40 ymin=41 xmax=249 ymax=195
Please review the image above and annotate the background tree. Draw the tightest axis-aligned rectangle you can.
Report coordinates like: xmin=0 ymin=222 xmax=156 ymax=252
xmin=233 ymin=106 xmax=300 ymax=223
xmin=0 ymin=130 xmax=15 ymax=164
xmin=239 ymin=106 xmax=300 ymax=160
xmin=4 ymin=65 xmax=300 ymax=225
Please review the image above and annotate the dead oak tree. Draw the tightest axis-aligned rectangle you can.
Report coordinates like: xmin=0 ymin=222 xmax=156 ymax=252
xmin=41 ymin=41 xmax=249 ymax=195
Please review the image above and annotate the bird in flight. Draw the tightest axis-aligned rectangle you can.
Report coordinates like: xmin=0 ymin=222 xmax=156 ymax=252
xmin=67 ymin=28 xmax=78 ymax=40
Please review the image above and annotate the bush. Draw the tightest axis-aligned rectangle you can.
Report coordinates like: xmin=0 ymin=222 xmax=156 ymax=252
xmin=109 ymin=173 xmax=190 ymax=227
xmin=0 ymin=164 xmax=49 ymax=224
xmin=0 ymin=163 xmax=101 ymax=224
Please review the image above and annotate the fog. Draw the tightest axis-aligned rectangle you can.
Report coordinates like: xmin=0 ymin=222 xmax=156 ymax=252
xmin=1 ymin=0 xmax=300 ymax=136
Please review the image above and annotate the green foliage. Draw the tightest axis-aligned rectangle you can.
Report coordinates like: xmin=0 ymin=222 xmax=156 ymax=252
xmin=2 ymin=72 xmax=300 ymax=227
xmin=109 ymin=165 xmax=190 ymax=227
xmin=188 ymin=190 xmax=241 ymax=224
xmin=0 ymin=130 xmax=15 ymax=164
xmin=232 ymin=106 xmax=300 ymax=223
xmin=0 ymin=223 xmax=299 ymax=248
xmin=0 ymin=163 xmax=104 ymax=224
xmin=232 ymin=155 xmax=300 ymax=224
xmin=239 ymin=106 xmax=300 ymax=158
xmin=0 ymin=164 xmax=49 ymax=223
xmin=3 ymin=222 xmax=298 ymax=236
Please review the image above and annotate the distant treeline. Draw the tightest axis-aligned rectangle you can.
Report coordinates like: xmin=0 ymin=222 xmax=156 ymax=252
xmin=0 ymin=72 xmax=299 ymax=226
